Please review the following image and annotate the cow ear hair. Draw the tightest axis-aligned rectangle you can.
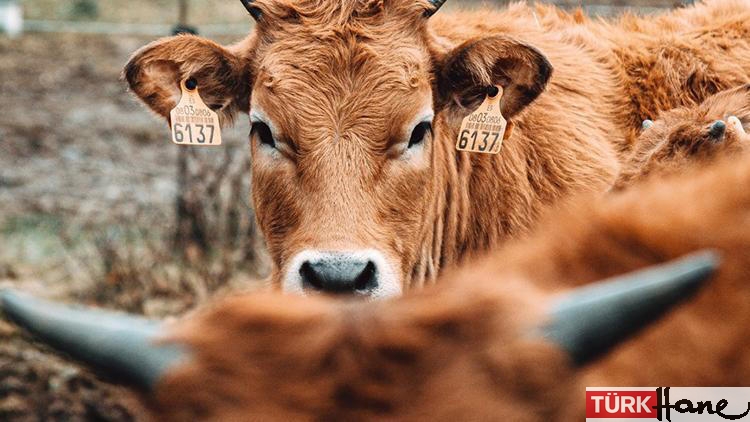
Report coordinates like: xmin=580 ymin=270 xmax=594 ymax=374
xmin=436 ymin=36 xmax=552 ymax=121
xmin=123 ymin=34 xmax=251 ymax=124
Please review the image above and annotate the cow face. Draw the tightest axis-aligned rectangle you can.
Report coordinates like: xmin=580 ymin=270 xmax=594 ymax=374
xmin=124 ymin=0 xmax=552 ymax=298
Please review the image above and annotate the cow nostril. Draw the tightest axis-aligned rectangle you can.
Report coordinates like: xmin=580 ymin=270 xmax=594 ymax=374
xmin=298 ymin=257 xmax=379 ymax=294
xmin=353 ymin=261 xmax=377 ymax=291
xmin=299 ymin=262 xmax=324 ymax=291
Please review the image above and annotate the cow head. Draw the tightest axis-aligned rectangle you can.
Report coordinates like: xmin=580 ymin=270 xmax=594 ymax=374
xmin=124 ymin=0 xmax=552 ymax=298
xmin=613 ymin=84 xmax=750 ymax=190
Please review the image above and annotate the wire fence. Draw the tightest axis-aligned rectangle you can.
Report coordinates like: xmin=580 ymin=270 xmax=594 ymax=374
xmin=2 ymin=0 xmax=252 ymax=36
xmin=20 ymin=20 xmax=250 ymax=36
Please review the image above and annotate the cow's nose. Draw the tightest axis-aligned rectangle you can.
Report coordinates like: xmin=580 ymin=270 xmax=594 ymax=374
xmin=299 ymin=255 xmax=378 ymax=294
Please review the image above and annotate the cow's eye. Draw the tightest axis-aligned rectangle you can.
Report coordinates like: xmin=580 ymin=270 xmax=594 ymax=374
xmin=251 ymin=121 xmax=275 ymax=148
xmin=408 ymin=121 xmax=432 ymax=148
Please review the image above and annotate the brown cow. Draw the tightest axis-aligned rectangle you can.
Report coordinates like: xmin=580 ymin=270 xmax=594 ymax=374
xmin=153 ymin=152 xmax=750 ymax=420
xmin=5 ymin=150 xmax=750 ymax=420
xmin=124 ymin=0 xmax=750 ymax=297
xmin=614 ymin=84 xmax=750 ymax=189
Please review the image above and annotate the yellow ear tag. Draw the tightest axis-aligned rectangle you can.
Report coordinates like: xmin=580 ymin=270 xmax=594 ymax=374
xmin=456 ymin=85 xmax=507 ymax=154
xmin=170 ymin=79 xmax=222 ymax=146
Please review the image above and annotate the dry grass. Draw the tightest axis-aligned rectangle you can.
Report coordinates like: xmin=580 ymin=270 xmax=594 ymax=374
xmin=0 ymin=33 xmax=267 ymax=416
xmin=23 ymin=0 xmax=252 ymax=25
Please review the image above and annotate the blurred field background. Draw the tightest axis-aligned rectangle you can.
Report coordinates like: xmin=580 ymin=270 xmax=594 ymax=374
xmin=0 ymin=0 xmax=691 ymax=420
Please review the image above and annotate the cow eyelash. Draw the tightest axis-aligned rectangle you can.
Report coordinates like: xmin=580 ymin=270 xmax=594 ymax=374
xmin=408 ymin=121 xmax=432 ymax=148
xmin=251 ymin=121 xmax=276 ymax=148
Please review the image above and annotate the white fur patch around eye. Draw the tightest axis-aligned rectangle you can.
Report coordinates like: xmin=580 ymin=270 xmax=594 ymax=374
xmin=249 ymin=109 xmax=284 ymax=157
xmin=408 ymin=107 xmax=435 ymax=139
xmin=249 ymin=109 xmax=277 ymax=132
xmin=396 ymin=107 xmax=434 ymax=162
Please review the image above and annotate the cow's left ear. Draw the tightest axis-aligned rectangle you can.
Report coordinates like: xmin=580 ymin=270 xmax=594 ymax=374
xmin=436 ymin=36 xmax=552 ymax=121
xmin=124 ymin=34 xmax=251 ymax=124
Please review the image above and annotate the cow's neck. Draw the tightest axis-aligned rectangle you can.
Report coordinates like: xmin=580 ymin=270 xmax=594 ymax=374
xmin=411 ymin=50 xmax=625 ymax=286
xmin=411 ymin=106 xmax=621 ymax=289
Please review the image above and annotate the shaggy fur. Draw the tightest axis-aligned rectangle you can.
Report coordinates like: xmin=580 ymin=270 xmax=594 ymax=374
xmin=124 ymin=0 xmax=750 ymax=291
xmin=614 ymin=84 xmax=750 ymax=188
xmin=149 ymin=151 xmax=750 ymax=421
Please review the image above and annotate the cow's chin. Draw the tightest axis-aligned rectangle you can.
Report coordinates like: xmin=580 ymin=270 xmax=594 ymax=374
xmin=281 ymin=248 xmax=403 ymax=300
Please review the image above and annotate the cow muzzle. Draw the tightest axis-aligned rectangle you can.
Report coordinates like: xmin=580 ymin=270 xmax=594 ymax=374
xmin=283 ymin=249 xmax=402 ymax=299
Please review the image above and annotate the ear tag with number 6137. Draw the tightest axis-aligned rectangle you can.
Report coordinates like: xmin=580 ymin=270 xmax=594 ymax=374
xmin=456 ymin=85 xmax=510 ymax=154
xmin=170 ymin=79 xmax=222 ymax=146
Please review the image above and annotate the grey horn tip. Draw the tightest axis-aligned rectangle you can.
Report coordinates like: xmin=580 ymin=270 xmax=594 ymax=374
xmin=709 ymin=120 xmax=727 ymax=140
xmin=0 ymin=289 xmax=188 ymax=390
xmin=425 ymin=0 xmax=448 ymax=17
xmin=240 ymin=0 xmax=262 ymax=21
xmin=542 ymin=250 xmax=720 ymax=366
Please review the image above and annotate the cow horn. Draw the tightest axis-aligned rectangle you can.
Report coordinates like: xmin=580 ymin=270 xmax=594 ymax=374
xmin=541 ymin=250 xmax=719 ymax=366
xmin=425 ymin=0 xmax=447 ymax=17
xmin=708 ymin=120 xmax=727 ymax=140
xmin=728 ymin=116 xmax=746 ymax=135
xmin=240 ymin=0 xmax=262 ymax=21
xmin=0 ymin=289 xmax=188 ymax=390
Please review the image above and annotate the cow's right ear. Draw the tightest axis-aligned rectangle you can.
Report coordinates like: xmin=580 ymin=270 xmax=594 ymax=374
xmin=436 ymin=36 xmax=552 ymax=122
xmin=124 ymin=34 xmax=251 ymax=124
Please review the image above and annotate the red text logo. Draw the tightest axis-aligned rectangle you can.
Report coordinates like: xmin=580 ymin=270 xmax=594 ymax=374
xmin=587 ymin=390 xmax=657 ymax=418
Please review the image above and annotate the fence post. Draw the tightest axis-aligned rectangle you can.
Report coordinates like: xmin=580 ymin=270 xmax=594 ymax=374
xmin=169 ymin=0 xmax=265 ymax=274
xmin=0 ymin=0 xmax=23 ymax=38
xmin=172 ymin=0 xmax=197 ymax=35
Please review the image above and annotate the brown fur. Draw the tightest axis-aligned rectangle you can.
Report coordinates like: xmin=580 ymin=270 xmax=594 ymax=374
xmin=125 ymin=0 xmax=750 ymax=291
xmin=149 ymin=151 xmax=750 ymax=421
xmin=614 ymin=84 xmax=750 ymax=188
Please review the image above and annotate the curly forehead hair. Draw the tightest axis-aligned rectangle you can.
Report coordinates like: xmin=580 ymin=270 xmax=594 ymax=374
xmin=248 ymin=0 xmax=435 ymax=78
xmin=246 ymin=0 xmax=437 ymax=140
xmin=247 ymin=0 xmax=434 ymax=25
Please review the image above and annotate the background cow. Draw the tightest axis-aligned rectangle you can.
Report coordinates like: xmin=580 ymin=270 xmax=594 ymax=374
xmin=124 ymin=0 xmax=750 ymax=298
xmin=5 ymin=148 xmax=750 ymax=420
xmin=614 ymin=84 xmax=750 ymax=188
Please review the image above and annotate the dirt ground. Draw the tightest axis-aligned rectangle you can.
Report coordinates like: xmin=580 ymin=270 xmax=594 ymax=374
xmin=0 ymin=30 xmax=268 ymax=420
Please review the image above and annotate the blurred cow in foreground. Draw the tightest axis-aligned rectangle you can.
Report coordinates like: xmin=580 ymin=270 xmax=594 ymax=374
xmin=5 ymin=149 xmax=750 ymax=420
xmin=124 ymin=0 xmax=750 ymax=298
